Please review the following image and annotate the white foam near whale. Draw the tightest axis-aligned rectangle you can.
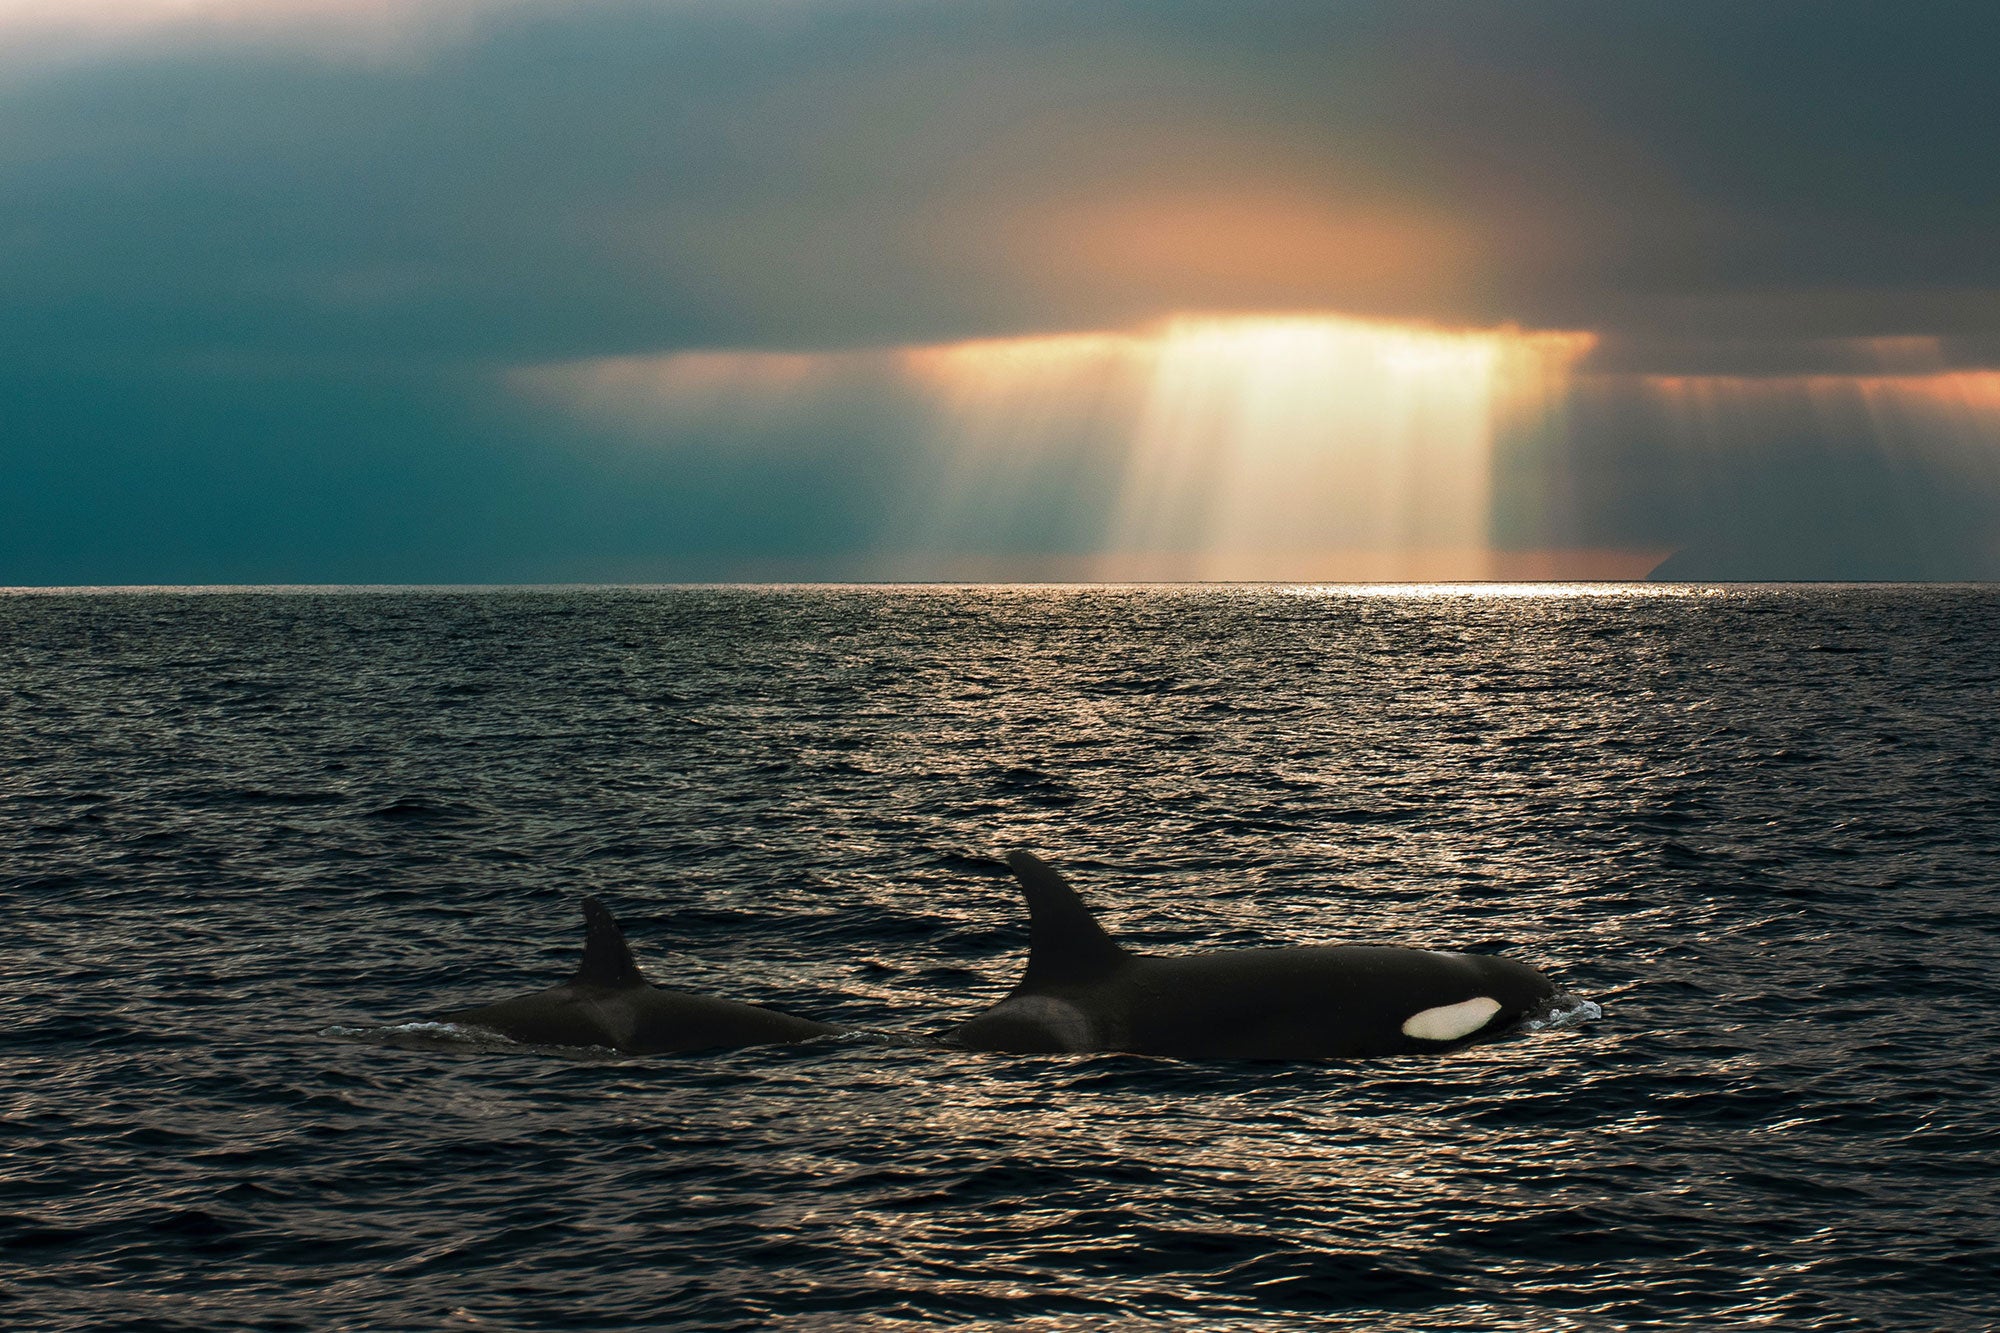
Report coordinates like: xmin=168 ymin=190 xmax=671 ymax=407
xmin=322 ymin=1021 xmax=470 ymax=1039
xmin=1523 ymin=996 xmax=1604 ymax=1030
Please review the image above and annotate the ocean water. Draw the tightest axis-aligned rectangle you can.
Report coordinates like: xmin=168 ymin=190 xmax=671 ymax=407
xmin=4 ymin=583 xmax=1998 ymax=1331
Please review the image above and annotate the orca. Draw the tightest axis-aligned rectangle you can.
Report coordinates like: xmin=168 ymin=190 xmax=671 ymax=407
xmin=945 ymin=852 xmax=1562 ymax=1059
xmin=432 ymin=897 xmax=843 ymax=1054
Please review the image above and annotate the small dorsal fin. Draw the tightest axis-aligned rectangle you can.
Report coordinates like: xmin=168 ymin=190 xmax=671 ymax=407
xmin=1006 ymin=851 xmax=1128 ymax=986
xmin=571 ymin=896 xmax=647 ymax=989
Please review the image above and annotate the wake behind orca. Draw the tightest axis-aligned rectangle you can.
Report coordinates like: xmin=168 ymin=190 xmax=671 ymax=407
xmin=429 ymin=897 xmax=843 ymax=1055
xmin=946 ymin=852 xmax=1563 ymax=1059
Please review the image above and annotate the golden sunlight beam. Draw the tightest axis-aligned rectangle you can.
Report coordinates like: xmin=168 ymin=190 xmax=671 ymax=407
xmin=897 ymin=332 xmax=1149 ymax=551
xmin=517 ymin=314 xmax=1601 ymax=579
xmin=1618 ymin=354 xmax=2000 ymax=583
xmin=1642 ymin=370 xmax=2000 ymax=481
xmin=1109 ymin=317 xmax=1593 ymax=577
xmin=898 ymin=315 xmax=1595 ymax=578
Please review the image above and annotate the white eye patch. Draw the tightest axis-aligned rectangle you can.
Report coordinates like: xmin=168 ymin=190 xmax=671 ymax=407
xmin=1401 ymin=995 xmax=1503 ymax=1042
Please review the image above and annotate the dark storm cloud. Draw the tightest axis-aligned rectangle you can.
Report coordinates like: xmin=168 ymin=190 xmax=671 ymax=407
xmin=6 ymin=0 xmax=1998 ymax=371
xmin=2 ymin=0 xmax=1216 ymax=365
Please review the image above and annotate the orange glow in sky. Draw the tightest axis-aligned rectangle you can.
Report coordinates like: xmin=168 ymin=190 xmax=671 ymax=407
xmin=903 ymin=315 xmax=1598 ymax=578
xmin=1024 ymin=190 xmax=1481 ymax=318
xmin=524 ymin=314 xmax=1605 ymax=579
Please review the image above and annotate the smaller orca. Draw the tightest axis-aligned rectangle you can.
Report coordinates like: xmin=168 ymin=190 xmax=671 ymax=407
xmin=433 ymin=897 xmax=843 ymax=1055
xmin=946 ymin=852 xmax=1563 ymax=1059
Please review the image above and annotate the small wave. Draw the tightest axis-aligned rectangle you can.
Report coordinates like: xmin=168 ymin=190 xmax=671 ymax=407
xmin=324 ymin=1021 xmax=889 ymax=1063
xmin=930 ymin=848 xmax=1006 ymax=873
xmin=361 ymin=797 xmax=481 ymax=822
xmin=1319 ymin=806 xmax=1405 ymax=824
xmin=228 ymin=788 xmax=345 ymax=807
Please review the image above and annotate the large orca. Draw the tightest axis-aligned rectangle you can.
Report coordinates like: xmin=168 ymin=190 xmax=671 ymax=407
xmin=433 ymin=897 xmax=843 ymax=1054
xmin=946 ymin=852 xmax=1562 ymax=1059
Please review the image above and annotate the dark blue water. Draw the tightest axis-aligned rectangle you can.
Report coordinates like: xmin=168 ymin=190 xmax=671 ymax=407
xmin=5 ymin=584 xmax=1998 ymax=1330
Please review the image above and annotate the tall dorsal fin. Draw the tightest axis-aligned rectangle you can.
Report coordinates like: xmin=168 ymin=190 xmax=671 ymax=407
xmin=1006 ymin=851 xmax=1129 ymax=986
xmin=571 ymin=896 xmax=647 ymax=989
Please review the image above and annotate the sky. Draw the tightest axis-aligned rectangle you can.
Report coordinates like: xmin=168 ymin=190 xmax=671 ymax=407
xmin=5 ymin=0 xmax=1999 ymax=583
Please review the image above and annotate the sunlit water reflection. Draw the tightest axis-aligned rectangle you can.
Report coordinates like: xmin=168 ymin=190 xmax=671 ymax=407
xmin=4 ymin=585 xmax=1997 ymax=1329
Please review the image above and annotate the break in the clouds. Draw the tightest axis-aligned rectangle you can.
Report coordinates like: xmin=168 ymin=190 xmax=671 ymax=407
xmin=4 ymin=0 xmax=1999 ymax=582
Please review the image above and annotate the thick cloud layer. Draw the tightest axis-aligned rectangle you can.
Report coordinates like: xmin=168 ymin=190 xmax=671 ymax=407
xmin=7 ymin=0 xmax=1998 ymax=368
xmin=5 ymin=0 xmax=1998 ymax=581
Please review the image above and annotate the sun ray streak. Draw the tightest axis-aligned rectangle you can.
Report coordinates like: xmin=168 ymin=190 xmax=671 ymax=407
xmin=518 ymin=315 xmax=1607 ymax=578
xmin=1639 ymin=370 xmax=2000 ymax=576
xmin=923 ymin=315 xmax=1596 ymax=578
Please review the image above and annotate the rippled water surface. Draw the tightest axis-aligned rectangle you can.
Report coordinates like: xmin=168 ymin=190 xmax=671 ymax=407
xmin=5 ymin=584 xmax=1999 ymax=1330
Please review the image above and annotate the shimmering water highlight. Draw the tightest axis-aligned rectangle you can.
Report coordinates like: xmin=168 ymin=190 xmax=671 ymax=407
xmin=4 ymin=584 xmax=1998 ymax=1330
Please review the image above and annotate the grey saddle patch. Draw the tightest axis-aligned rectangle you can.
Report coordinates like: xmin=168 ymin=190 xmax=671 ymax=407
xmin=988 ymin=995 xmax=1097 ymax=1052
